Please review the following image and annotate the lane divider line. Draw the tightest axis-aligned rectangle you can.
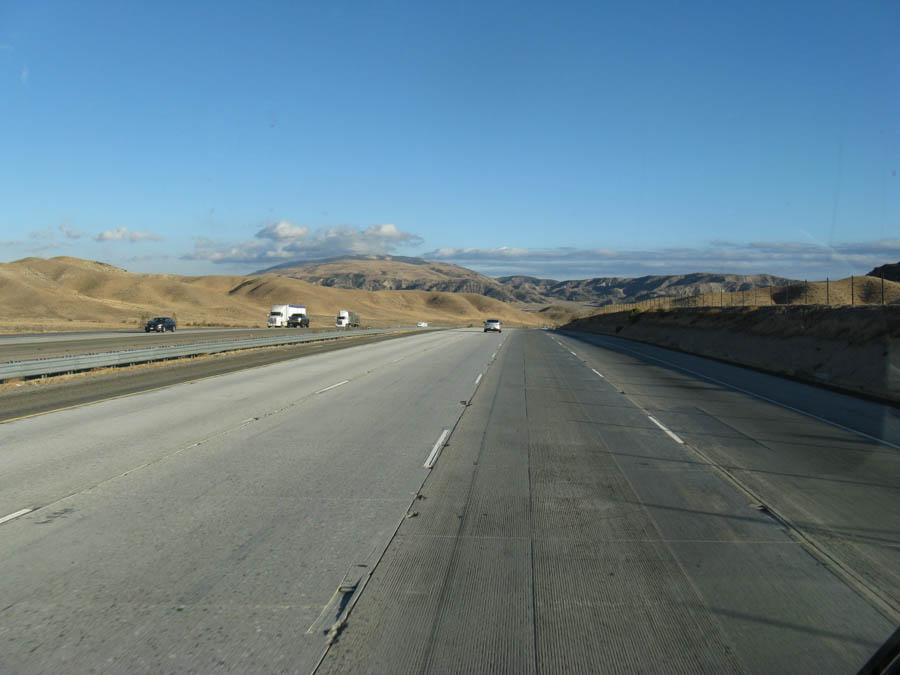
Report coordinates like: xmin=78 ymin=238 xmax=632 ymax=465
xmin=647 ymin=415 xmax=685 ymax=444
xmin=585 ymin=335 xmax=900 ymax=451
xmin=570 ymin=351 xmax=577 ymax=356
xmin=316 ymin=380 xmax=349 ymax=394
xmin=491 ymin=352 xmax=496 ymax=360
xmin=591 ymin=368 xmax=605 ymax=378
xmin=424 ymin=429 xmax=450 ymax=468
xmin=0 ymin=508 xmax=32 ymax=526
xmin=475 ymin=373 xmax=482 ymax=385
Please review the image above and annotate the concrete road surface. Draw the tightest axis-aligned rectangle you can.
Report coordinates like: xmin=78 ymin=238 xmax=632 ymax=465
xmin=317 ymin=330 xmax=897 ymax=674
xmin=0 ymin=328 xmax=896 ymax=673
xmin=0 ymin=329 xmax=495 ymax=673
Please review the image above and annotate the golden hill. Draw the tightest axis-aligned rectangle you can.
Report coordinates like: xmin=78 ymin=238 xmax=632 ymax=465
xmin=0 ymin=257 xmax=545 ymax=333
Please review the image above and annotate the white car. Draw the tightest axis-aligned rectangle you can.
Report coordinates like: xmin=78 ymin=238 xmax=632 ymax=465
xmin=483 ymin=319 xmax=501 ymax=333
xmin=417 ymin=321 xmax=428 ymax=328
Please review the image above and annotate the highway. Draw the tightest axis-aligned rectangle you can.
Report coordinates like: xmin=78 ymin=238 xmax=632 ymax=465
xmin=0 ymin=327 xmax=351 ymax=362
xmin=0 ymin=328 xmax=896 ymax=673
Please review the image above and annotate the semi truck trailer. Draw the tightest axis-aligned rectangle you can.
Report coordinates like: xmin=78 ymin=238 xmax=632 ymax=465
xmin=335 ymin=310 xmax=359 ymax=328
xmin=267 ymin=304 xmax=306 ymax=327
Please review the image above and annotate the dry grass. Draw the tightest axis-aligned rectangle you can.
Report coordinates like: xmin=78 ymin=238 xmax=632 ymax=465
xmin=588 ymin=275 xmax=900 ymax=315
xmin=0 ymin=256 xmax=545 ymax=333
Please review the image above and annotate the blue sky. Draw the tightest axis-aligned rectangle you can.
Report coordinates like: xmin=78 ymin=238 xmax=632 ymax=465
xmin=1 ymin=0 xmax=898 ymax=280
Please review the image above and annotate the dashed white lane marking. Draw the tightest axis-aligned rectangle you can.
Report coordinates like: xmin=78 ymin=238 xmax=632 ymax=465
xmin=0 ymin=508 xmax=32 ymax=526
xmin=491 ymin=352 xmax=496 ymax=360
xmin=424 ymin=429 xmax=451 ymax=468
xmin=592 ymin=337 xmax=900 ymax=451
xmin=475 ymin=373 xmax=482 ymax=385
xmin=315 ymin=380 xmax=349 ymax=394
xmin=569 ymin=350 xmax=577 ymax=356
xmin=591 ymin=368 xmax=605 ymax=378
xmin=648 ymin=415 xmax=685 ymax=444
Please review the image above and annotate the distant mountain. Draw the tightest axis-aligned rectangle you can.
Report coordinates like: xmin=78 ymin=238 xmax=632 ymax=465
xmin=257 ymin=256 xmax=798 ymax=307
xmin=497 ymin=273 xmax=797 ymax=305
xmin=254 ymin=255 xmax=521 ymax=303
xmin=868 ymin=262 xmax=900 ymax=283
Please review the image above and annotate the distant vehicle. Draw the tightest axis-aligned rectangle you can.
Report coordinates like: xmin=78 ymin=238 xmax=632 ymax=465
xmin=417 ymin=321 xmax=428 ymax=328
xmin=287 ymin=312 xmax=309 ymax=328
xmin=484 ymin=318 xmax=502 ymax=333
xmin=145 ymin=317 xmax=176 ymax=333
xmin=336 ymin=310 xmax=360 ymax=328
xmin=268 ymin=304 xmax=306 ymax=327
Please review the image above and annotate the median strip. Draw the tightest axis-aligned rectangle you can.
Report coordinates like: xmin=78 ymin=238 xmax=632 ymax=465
xmin=0 ymin=327 xmax=420 ymax=382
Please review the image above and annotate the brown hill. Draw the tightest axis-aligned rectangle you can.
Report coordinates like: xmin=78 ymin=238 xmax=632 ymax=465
xmin=586 ymin=275 xmax=900 ymax=314
xmin=868 ymin=262 xmax=900 ymax=283
xmin=497 ymin=272 xmax=796 ymax=305
xmin=258 ymin=256 xmax=796 ymax=309
xmin=0 ymin=257 xmax=543 ymax=333
xmin=256 ymin=255 xmax=521 ymax=303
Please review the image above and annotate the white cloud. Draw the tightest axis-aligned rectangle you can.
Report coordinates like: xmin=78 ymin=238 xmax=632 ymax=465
xmin=256 ymin=221 xmax=310 ymax=241
xmin=58 ymin=224 xmax=85 ymax=240
xmin=183 ymin=221 xmax=424 ymax=266
xmin=93 ymin=227 xmax=164 ymax=242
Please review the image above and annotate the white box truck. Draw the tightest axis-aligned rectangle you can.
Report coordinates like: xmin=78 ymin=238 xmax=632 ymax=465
xmin=335 ymin=310 xmax=359 ymax=328
xmin=268 ymin=304 xmax=306 ymax=327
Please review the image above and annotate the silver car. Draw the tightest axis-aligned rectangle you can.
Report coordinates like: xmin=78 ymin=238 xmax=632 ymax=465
xmin=483 ymin=319 xmax=501 ymax=333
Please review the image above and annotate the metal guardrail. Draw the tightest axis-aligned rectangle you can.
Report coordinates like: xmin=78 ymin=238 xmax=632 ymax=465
xmin=0 ymin=327 xmax=423 ymax=381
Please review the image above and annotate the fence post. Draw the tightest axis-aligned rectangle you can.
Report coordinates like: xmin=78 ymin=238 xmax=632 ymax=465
xmin=851 ymin=276 xmax=854 ymax=306
xmin=882 ymin=272 xmax=885 ymax=305
xmin=826 ymin=277 xmax=829 ymax=305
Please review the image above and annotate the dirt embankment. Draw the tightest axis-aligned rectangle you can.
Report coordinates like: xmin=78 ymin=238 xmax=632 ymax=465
xmin=564 ymin=305 xmax=900 ymax=404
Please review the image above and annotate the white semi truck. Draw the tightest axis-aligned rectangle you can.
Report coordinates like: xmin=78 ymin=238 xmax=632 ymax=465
xmin=267 ymin=304 xmax=306 ymax=327
xmin=335 ymin=310 xmax=359 ymax=328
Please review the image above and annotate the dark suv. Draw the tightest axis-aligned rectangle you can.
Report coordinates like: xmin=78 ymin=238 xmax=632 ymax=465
xmin=287 ymin=313 xmax=309 ymax=328
xmin=145 ymin=317 xmax=176 ymax=332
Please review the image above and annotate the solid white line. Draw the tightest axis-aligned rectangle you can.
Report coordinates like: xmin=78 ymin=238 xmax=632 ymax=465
xmin=315 ymin=380 xmax=349 ymax=394
xmin=591 ymin=368 xmax=605 ymax=378
xmin=648 ymin=415 xmax=685 ymax=444
xmin=0 ymin=508 xmax=32 ymax=526
xmin=594 ymin=337 xmax=900 ymax=451
xmin=475 ymin=373 xmax=482 ymax=385
xmin=424 ymin=429 xmax=450 ymax=468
